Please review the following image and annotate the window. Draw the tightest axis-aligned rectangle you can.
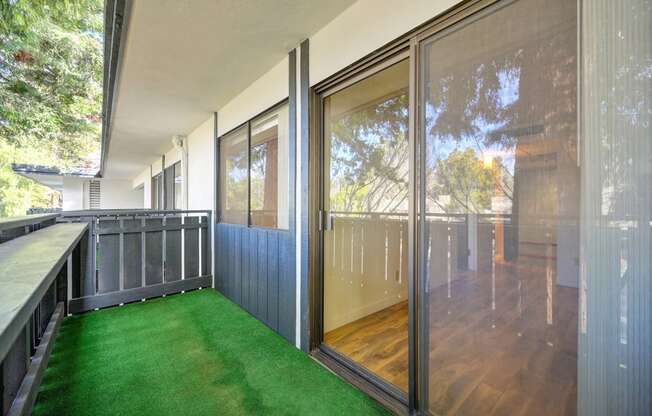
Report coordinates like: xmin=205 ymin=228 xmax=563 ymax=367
xmin=152 ymin=173 xmax=163 ymax=209
xmin=220 ymin=126 xmax=248 ymax=224
xmin=174 ymin=162 xmax=182 ymax=209
xmin=219 ymin=102 xmax=289 ymax=229
xmin=250 ymin=105 xmax=289 ymax=228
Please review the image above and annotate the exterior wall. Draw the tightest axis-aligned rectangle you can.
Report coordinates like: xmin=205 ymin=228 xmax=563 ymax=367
xmin=62 ymin=177 xmax=85 ymax=211
xmin=62 ymin=177 xmax=143 ymax=210
xmin=309 ymin=0 xmax=460 ymax=85
xmin=187 ymin=116 xmax=215 ymax=211
xmin=213 ymin=53 xmax=296 ymax=344
xmin=99 ymin=179 xmax=143 ymax=209
xmin=217 ymin=56 xmax=289 ymax=136
xmin=132 ymin=168 xmax=152 ymax=208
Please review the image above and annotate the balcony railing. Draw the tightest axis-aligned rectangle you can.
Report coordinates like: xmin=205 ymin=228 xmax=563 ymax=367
xmin=0 ymin=209 xmax=212 ymax=416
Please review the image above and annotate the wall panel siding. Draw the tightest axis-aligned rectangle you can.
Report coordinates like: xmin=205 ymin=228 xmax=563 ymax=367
xmin=215 ymin=223 xmax=295 ymax=343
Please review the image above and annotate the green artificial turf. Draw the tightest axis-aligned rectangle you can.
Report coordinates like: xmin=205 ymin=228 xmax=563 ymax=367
xmin=33 ymin=290 xmax=389 ymax=416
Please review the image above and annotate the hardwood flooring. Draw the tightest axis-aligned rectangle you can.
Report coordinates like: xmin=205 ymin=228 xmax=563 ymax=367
xmin=324 ymin=260 xmax=578 ymax=415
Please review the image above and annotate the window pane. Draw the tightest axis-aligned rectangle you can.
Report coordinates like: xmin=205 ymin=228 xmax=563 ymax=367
xmin=220 ymin=126 xmax=248 ymax=224
xmin=421 ymin=0 xmax=578 ymax=414
xmin=151 ymin=175 xmax=160 ymax=209
xmin=174 ymin=162 xmax=182 ymax=210
xmin=250 ymin=104 xmax=289 ymax=229
xmin=322 ymin=60 xmax=410 ymax=391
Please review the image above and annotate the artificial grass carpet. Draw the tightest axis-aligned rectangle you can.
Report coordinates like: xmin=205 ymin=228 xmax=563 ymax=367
xmin=33 ymin=290 xmax=389 ymax=416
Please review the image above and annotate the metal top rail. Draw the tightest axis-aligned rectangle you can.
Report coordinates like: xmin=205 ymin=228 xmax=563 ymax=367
xmin=0 ymin=213 xmax=59 ymax=232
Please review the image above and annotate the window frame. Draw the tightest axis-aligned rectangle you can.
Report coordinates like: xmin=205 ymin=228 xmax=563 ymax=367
xmin=217 ymin=98 xmax=290 ymax=230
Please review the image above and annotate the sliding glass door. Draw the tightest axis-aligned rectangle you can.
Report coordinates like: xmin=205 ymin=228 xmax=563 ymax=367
xmin=419 ymin=0 xmax=579 ymax=414
xmin=321 ymin=59 xmax=410 ymax=394
xmin=316 ymin=0 xmax=650 ymax=414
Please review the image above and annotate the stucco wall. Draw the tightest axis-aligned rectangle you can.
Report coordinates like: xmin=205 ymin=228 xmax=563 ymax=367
xmin=187 ymin=116 xmax=215 ymax=211
xmin=309 ymin=0 xmax=460 ymax=85
xmin=62 ymin=177 xmax=143 ymax=210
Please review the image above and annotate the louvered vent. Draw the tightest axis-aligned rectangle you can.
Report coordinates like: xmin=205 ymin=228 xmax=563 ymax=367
xmin=88 ymin=180 xmax=101 ymax=209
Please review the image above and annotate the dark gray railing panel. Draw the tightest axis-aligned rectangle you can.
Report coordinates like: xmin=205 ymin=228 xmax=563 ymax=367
xmin=184 ymin=217 xmax=200 ymax=278
xmin=145 ymin=218 xmax=163 ymax=285
xmin=61 ymin=210 xmax=212 ymax=313
xmin=164 ymin=216 xmax=182 ymax=282
xmin=122 ymin=218 xmax=142 ymax=290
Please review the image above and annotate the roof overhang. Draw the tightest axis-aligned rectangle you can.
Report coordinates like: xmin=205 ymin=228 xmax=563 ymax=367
xmin=100 ymin=0 xmax=355 ymax=180
xmin=11 ymin=164 xmax=94 ymax=192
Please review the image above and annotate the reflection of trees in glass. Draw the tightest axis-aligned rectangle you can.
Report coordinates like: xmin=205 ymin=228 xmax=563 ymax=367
xmin=225 ymin=150 xmax=247 ymax=211
xmin=430 ymin=149 xmax=496 ymax=212
xmin=250 ymin=144 xmax=267 ymax=211
xmin=329 ymin=92 xmax=409 ymax=213
xmin=424 ymin=17 xmax=578 ymax=217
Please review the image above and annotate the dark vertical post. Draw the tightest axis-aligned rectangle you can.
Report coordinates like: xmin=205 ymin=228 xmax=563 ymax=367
xmin=299 ymin=39 xmax=310 ymax=351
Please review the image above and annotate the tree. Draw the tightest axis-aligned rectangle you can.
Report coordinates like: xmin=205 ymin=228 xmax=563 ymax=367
xmin=0 ymin=0 xmax=102 ymax=216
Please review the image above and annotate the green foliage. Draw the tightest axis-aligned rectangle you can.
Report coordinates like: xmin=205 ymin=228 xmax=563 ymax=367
xmin=329 ymin=93 xmax=410 ymax=213
xmin=0 ymin=0 xmax=102 ymax=216
xmin=430 ymin=149 xmax=496 ymax=213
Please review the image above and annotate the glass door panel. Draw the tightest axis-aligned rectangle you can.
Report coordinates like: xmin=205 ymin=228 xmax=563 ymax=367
xmin=322 ymin=59 xmax=410 ymax=392
xmin=420 ymin=0 xmax=578 ymax=414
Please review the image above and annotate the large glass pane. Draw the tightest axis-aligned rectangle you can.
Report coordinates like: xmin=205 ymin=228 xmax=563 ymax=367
xmin=250 ymin=104 xmax=290 ymax=229
xmin=220 ymin=126 xmax=248 ymax=224
xmin=421 ymin=0 xmax=578 ymax=414
xmin=322 ymin=59 xmax=410 ymax=391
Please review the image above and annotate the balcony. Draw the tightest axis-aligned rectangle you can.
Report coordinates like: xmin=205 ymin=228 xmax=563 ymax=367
xmin=0 ymin=212 xmax=387 ymax=416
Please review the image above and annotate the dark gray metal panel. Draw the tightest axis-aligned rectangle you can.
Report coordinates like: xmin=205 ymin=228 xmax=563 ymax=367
xmin=278 ymin=232 xmax=295 ymax=343
xmin=164 ymin=217 xmax=181 ymax=282
xmin=248 ymin=229 xmax=258 ymax=317
xmin=97 ymin=221 xmax=120 ymax=294
xmin=227 ymin=225 xmax=234 ymax=299
xmin=2 ymin=328 xmax=27 ymax=415
xmin=201 ymin=218 xmax=209 ymax=276
xmin=123 ymin=230 xmax=142 ymax=290
xmin=233 ymin=225 xmax=242 ymax=304
xmin=184 ymin=217 xmax=199 ymax=279
xmin=83 ymin=221 xmax=95 ymax=297
xmin=69 ymin=276 xmax=211 ymax=314
xmin=267 ymin=231 xmax=279 ymax=331
xmin=240 ymin=227 xmax=251 ymax=310
xmin=38 ymin=283 xmax=56 ymax=336
xmin=145 ymin=218 xmax=163 ymax=286
xmin=257 ymin=229 xmax=268 ymax=324
xmin=215 ymin=225 xmax=224 ymax=292
xmin=7 ymin=302 xmax=64 ymax=416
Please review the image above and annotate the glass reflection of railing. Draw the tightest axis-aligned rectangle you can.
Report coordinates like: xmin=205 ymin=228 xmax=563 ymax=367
xmin=329 ymin=211 xmax=582 ymax=228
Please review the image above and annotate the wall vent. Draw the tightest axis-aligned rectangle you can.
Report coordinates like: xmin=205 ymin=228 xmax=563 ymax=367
xmin=88 ymin=180 xmax=101 ymax=209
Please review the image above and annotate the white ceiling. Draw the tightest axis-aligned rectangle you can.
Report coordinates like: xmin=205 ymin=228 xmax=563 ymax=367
xmin=105 ymin=0 xmax=355 ymax=179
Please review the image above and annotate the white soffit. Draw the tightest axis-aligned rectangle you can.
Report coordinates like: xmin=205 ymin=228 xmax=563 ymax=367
xmin=105 ymin=0 xmax=355 ymax=179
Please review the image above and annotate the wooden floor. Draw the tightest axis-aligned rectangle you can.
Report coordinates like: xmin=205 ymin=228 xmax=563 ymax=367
xmin=324 ymin=261 xmax=578 ymax=415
